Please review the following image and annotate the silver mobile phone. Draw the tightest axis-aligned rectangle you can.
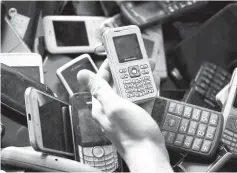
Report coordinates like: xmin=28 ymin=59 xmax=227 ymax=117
xmin=25 ymin=87 xmax=74 ymax=157
xmin=57 ymin=54 xmax=98 ymax=96
xmin=101 ymin=25 xmax=157 ymax=103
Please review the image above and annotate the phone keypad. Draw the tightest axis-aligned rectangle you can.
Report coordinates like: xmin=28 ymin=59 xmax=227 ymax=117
xmin=221 ymin=114 xmax=237 ymax=154
xmin=81 ymin=145 xmax=119 ymax=172
xmin=118 ymin=64 xmax=155 ymax=98
xmin=161 ymin=101 xmax=221 ymax=155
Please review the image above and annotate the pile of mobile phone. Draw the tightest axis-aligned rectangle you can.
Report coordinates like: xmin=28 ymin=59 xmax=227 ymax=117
xmin=23 ymin=53 xmax=123 ymax=172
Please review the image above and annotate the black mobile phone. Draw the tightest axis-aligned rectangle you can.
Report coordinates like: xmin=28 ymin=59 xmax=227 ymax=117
xmin=151 ymin=96 xmax=223 ymax=157
xmin=119 ymin=1 xmax=207 ymax=29
xmin=183 ymin=62 xmax=231 ymax=111
xmin=70 ymin=92 xmax=122 ymax=172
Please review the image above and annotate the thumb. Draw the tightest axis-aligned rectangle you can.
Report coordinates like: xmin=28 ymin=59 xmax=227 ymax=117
xmin=77 ymin=69 xmax=120 ymax=112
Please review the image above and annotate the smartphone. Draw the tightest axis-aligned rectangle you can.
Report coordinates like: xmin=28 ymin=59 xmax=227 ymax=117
xmin=25 ymin=87 xmax=74 ymax=157
xmin=70 ymin=93 xmax=121 ymax=172
xmin=100 ymin=15 xmax=167 ymax=79
xmin=1 ymin=53 xmax=44 ymax=83
xmin=221 ymin=68 xmax=237 ymax=154
xmin=43 ymin=16 xmax=107 ymax=54
xmin=151 ymin=96 xmax=223 ymax=157
xmin=56 ymin=54 xmax=98 ymax=96
xmin=101 ymin=25 xmax=157 ymax=103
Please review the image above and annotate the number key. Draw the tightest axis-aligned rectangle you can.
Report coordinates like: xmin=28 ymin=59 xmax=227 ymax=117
xmin=197 ymin=124 xmax=207 ymax=138
xmin=209 ymin=113 xmax=218 ymax=126
xmin=188 ymin=121 xmax=198 ymax=136
xmin=200 ymin=111 xmax=210 ymax=124
xmin=179 ymin=118 xmax=189 ymax=133
xmin=183 ymin=136 xmax=194 ymax=149
xmin=183 ymin=106 xmax=192 ymax=118
xmin=192 ymin=138 xmax=203 ymax=151
xmin=205 ymin=126 xmax=216 ymax=140
xmin=191 ymin=108 xmax=201 ymax=121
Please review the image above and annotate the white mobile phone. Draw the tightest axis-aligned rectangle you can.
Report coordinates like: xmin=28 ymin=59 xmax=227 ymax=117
xmin=56 ymin=54 xmax=98 ymax=96
xmin=43 ymin=16 xmax=107 ymax=54
xmin=25 ymin=87 xmax=74 ymax=157
xmin=102 ymin=25 xmax=157 ymax=103
xmin=0 ymin=53 xmax=44 ymax=83
xmin=100 ymin=15 xmax=167 ymax=79
xmin=221 ymin=68 xmax=237 ymax=154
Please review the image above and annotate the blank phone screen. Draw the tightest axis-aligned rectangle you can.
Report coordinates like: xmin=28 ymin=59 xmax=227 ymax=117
xmin=53 ymin=21 xmax=89 ymax=46
xmin=36 ymin=92 xmax=73 ymax=153
xmin=113 ymin=34 xmax=143 ymax=63
xmin=61 ymin=58 xmax=97 ymax=93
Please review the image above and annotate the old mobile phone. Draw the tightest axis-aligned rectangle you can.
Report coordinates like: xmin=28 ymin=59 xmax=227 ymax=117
xmin=119 ymin=1 xmax=207 ymax=29
xmin=151 ymin=96 xmax=223 ymax=157
xmin=56 ymin=54 xmax=98 ymax=96
xmin=43 ymin=16 xmax=107 ymax=54
xmin=101 ymin=25 xmax=157 ymax=103
xmin=101 ymin=15 xmax=167 ymax=79
xmin=1 ymin=53 xmax=44 ymax=83
xmin=221 ymin=68 xmax=237 ymax=154
xmin=70 ymin=93 xmax=121 ymax=172
xmin=25 ymin=87 xmax=74 ymax=157
xmin=183 ymin=62 xmax=231 ymax=111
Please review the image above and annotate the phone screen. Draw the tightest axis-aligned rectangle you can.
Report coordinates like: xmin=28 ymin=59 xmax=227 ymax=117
xmin=61 ymin=58 xmax=97 ymax=93
xmin=53 ymin=21 xmax=89 ymax=47
xmin=113 ymin=34 xmax=143 ymax=63
xmin=13 ymin=66 xmax=40 ymax=82
xmin=36 ymin=92 xmax=73 ymax=154
xmin=72 ymin=93 xmax=110 ymax=147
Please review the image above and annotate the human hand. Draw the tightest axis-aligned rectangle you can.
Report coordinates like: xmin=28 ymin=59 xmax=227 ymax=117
xmin=77 ymin=59 xmax=172 ymax=172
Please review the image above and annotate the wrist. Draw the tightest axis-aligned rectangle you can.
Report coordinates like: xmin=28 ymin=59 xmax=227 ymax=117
xmin=123 ymin=140 xmax=173 ymax=172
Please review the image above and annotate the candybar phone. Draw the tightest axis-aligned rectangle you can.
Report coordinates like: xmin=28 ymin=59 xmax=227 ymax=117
xmin=151 ymin=96 xmax=223 ymax=157
xmin=101 ymin=25 xmax=157 ymax=103
xmin=57 ymin=54 xmax=98 ymax=96
xmin=70 ymin=93 xmax=121 ymax=172
xmin=183 ymin=62 xmax=231 ymax=111
xmin=221 ymin=68 xmax=237 ymax=154
xmin=119 ymin=1 xmax=207 ymax=29
xmin=101 ymin=15 xmax=167 ymax=79
xmin=43 ymin=16 xmax=107 ymax=54
xmin=25 ymin=87 xmax=74 ymax=157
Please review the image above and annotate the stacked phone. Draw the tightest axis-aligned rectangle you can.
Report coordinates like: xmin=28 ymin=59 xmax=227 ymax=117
xmin=24 ymin=54 xmax=122 ymax=172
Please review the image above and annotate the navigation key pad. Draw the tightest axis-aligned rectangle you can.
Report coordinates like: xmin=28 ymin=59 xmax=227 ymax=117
xmin=161 ymin=101 xmax=221 ymax=155
xmin=119 ymin=64 xmax=154 ymax=98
